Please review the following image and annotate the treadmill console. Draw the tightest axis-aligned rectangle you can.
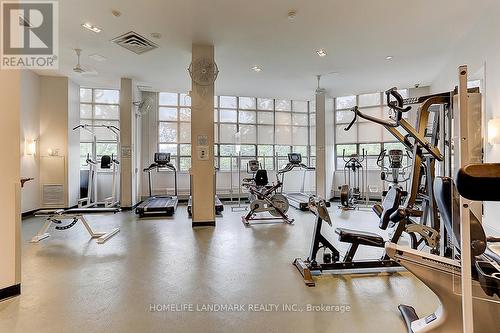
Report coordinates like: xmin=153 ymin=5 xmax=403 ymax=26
xmin=154 ymin=153 xmax=171 ymax=166
xmin=248 ymin=160 xmax=260 ymax=172
xmin=288 ymin=153 xmax=302 ymax=164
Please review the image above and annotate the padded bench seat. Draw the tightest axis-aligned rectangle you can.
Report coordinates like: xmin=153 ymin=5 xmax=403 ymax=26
xmin=335 ymin=227 xmax=385 ymax=248
xmin=35 ymin=208 xmax=120 ymax=216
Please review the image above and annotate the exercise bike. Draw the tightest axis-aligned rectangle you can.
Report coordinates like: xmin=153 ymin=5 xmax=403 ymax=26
xmin=339 ymin=149 xmax=366 ymax=210
xmin=242 ymin=160 xmax=294 ymax=226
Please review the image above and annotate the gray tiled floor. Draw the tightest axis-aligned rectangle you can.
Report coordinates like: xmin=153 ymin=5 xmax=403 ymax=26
xmin=0 ymin=204 xmax=438 ymax=332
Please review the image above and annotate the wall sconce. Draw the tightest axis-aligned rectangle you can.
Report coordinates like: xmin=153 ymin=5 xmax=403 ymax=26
xmin=25 ymin=139 xmax=37 ymax=155
xmin=488 ymin=118 xmax=500 ymax=145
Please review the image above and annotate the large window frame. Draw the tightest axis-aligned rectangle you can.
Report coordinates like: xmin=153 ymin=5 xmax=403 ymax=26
xmin=79 ymin=88 xmax=120 ymax=171
xmin=334 ymin=90 xmax=408 ymax=170
xmin=156 ymin=94 xmax=314 ymax=173
xmin=213 ymin=96 xmax=312 ymax=171
xmin=157 ymin=92 xmax=192 ymax=172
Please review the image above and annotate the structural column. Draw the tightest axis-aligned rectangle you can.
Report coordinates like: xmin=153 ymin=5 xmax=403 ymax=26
xmin=120 ymin=78 xmax=139 ymax=208
xmin=191 ymin=44 xmax=216 ymax=226
xmin=315 ymin=90 xmax=327 ymax=199
xmin=0 ymin=71 xmax=22 ymax=300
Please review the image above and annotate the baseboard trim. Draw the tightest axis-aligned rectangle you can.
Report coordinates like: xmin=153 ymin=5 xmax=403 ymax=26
xmin=21 ymin=209 xmax=38 ymax=218
xmin=0 ymin=284 xmax=21 ymax=301
xmin=192 ymin=221 xmax=216 ymax=227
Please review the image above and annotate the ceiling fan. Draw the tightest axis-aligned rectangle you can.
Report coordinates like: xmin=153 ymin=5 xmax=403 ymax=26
xmin=73 ymin=48 xmax=98 ymax=76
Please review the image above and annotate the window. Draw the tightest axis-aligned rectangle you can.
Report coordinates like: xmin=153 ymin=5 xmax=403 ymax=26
xmin=467 ymin=79 xmax=481 ymax=89
xmin=334 ymin=89 xmax=408 ymax=170
xmin=79 ymin=88 xmax=120 ymax=170
xmin=157 ymin=94 xmax=314 ymax=172
xmin=158 ymin=92 xmax=192 ymax=171
xmin=213 ymin=96 xmax=312 ymax=171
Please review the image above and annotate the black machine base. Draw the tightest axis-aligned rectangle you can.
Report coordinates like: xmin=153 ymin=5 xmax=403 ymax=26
xmin=285 ymin=192 xmax=331 ymax=211
xmin=187 ymin=195 xmax=224 ymax=218
xmin=293 ymin=258 xmax=401 ymax=287
xmin=135 ymin=196 xmax=178 ymax=218
xmin=192 ymin=221 xmax=216 ymax=227
xmin=293 ymin=199 xmax=331 ymax=211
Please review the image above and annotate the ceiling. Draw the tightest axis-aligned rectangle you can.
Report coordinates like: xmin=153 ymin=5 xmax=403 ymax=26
xmin=38 ymin=0 xmax=495 ymax=100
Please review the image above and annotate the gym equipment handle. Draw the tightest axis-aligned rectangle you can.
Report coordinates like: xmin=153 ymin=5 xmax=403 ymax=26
xmin=385 ymin=87 xmax=411 ymax=114
xmin=346 ymin=105 xmax=401 ymax=129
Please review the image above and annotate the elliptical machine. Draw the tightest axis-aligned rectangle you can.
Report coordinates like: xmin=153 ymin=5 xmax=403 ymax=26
xmin=377 ymin=149 xmax=410 ymax=199
xmin=242 ymin=160 xmax=294 ymax=226
xmin=339 ymin=149 xmax=366 ymax=210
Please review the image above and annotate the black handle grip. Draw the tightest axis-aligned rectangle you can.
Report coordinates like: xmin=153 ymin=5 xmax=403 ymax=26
xmin=344 ymin=106 xmax=358 ymax=131
xmin=385 ymin=87 xmax=403 ymax=106
xmin=386 ymin=87 xmax=411 ymax=115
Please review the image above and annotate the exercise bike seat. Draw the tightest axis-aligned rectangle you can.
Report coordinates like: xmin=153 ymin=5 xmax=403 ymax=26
xmin=374 ymin=187 xmax=403 ymax=230
xmin=254 ymin=169 xmax=269 ymax=187
xmin=335 ymin=228 xmax=385 ymax=248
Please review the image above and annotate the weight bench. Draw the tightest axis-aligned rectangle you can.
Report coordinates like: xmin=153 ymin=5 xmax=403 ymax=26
xmin=31 ymin=208 xmax=120 ymax=244
xmin=335 ymin=228 xmax=385 ymax=262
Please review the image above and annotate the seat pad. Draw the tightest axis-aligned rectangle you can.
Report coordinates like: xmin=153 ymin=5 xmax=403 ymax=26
xmin=335 ymin=228 xmax=385 ymax=247
xmin=456 ymin=163 xmax=500 ymax=201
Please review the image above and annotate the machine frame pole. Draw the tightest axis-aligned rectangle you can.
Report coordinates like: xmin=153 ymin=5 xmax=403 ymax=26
xmin=457 ymin=65 xmax=474 ymax=333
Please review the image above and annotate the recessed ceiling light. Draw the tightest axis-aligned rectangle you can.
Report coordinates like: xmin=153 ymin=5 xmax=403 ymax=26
xmin=111 ymin=10 xmax=121 ymax=17
xmin=251 ymin=66 xmax=262 ymax=72
xmin=316 ymin=48 xmax=327 ymax=57
xmin=385 ymin=56 xmax=393 ymax=60
xmin=88 ymin=53 xmax=107 ymax=62
xmin=82 ymin=22 xmax=102 ymax=33
xmin=288 ymin=10 xmax=297 ymax=20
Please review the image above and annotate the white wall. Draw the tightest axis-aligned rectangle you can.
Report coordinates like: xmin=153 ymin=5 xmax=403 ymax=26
xmin=0 ymin=70 xmax=22 ymax=291
xmin=39 ymin=76 xmax=80 ymax=208
xmin=429 ymin=5 xmax=500 ymax=233
xmin=20 ymin=70 xmax=41 ymax=213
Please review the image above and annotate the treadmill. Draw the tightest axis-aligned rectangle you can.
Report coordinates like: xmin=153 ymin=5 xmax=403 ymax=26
xmin=278 ymin=153 xmax=330 ymax=211
xmin=187 ymin=167 xmax=224 ymax=217
xmin=136 ymin=153 xmax=178 ymax=217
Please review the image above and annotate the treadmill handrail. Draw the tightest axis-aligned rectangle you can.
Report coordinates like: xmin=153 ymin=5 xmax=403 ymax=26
xmin=278 ymin=163 xmax=315 ymax=174
xmin=143 ymin=163 xmax=176 ymax=172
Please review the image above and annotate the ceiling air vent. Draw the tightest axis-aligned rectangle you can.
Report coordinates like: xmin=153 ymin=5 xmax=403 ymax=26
xmin=111 ymin=31 xmax=159 ymax=55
